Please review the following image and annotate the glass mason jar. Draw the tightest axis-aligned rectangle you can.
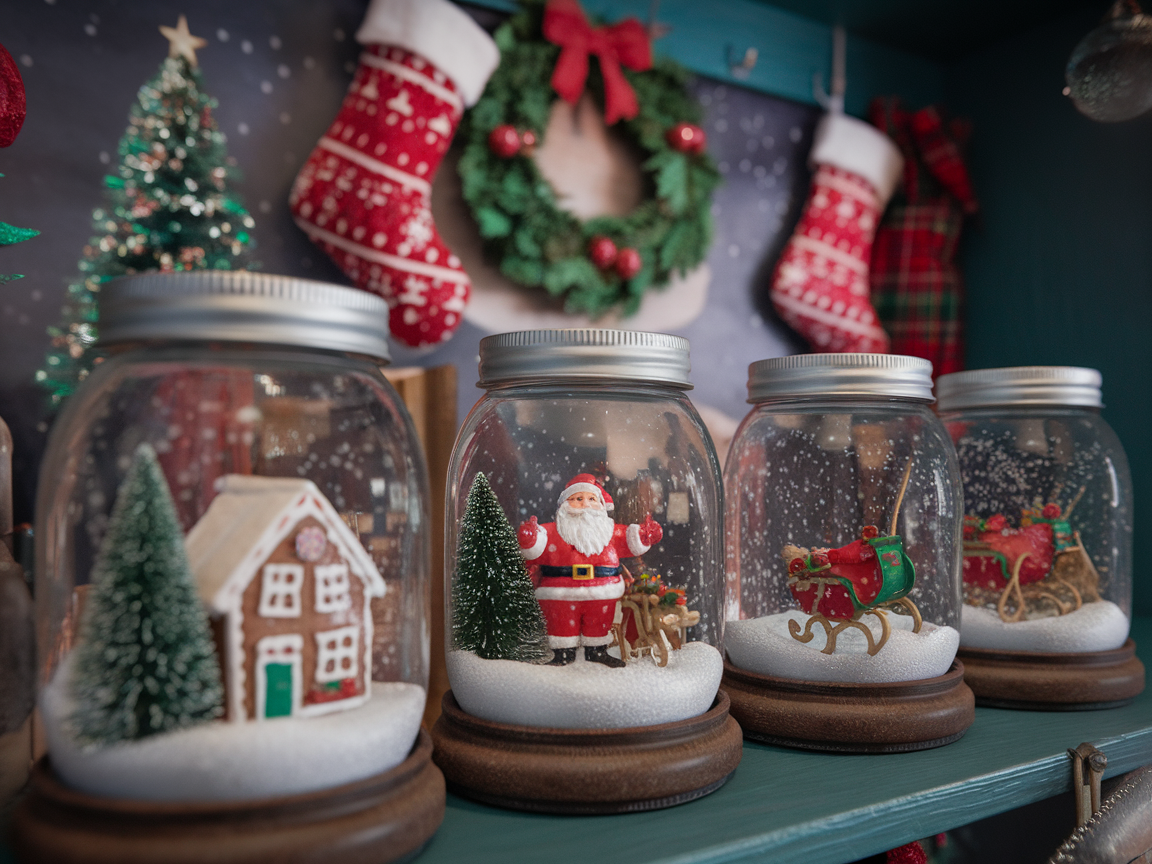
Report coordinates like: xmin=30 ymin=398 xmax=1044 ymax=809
xmin=444 ymin=329 xmax=724 ymax=729
xmin=937 ymin=367 xmax=1133 ymax=653
xmin=34 ymin=272 xmax=429 ymax=802
xmin=724 ymin=354 xmax=963 ymax=683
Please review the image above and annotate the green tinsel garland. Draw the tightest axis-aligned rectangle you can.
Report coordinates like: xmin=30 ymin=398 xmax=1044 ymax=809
xmin=457 ymin=2 xmax=720 ymax=317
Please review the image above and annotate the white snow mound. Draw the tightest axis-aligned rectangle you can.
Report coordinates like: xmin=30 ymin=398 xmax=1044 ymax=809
xmin=725 ymin=610 xmax=959 ymax=684
xmin=960 ymin=600 xmax=1129 ymax=652
xmin=42 ymin=659 xmax=425 ymax=802
xmin=447 ymin=641 xmax=723 ymax=729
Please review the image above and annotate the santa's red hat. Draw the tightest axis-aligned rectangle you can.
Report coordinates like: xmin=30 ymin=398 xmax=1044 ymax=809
xmin=558 ymin=473 xmax=613 ymax=512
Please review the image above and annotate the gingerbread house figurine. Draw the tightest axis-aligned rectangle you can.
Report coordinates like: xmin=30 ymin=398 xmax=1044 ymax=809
xmin=185 ymin=475 xmax=385 ymax=722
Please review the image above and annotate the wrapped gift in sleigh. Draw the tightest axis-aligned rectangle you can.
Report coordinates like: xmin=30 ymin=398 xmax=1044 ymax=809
xmin=611 ymin=572 xmax=700 ymax=667
xmin=784 ymin=526 xmax=922 ymax=656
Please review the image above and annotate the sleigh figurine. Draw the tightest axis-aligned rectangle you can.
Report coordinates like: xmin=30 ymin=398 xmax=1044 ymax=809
xmin=784 ymin=525 xmax=921 ymax=656
xmin=962 ymin=496 xmax=1101 ymax=623
xmin=611 ymin=572 xmax=700 ymax=667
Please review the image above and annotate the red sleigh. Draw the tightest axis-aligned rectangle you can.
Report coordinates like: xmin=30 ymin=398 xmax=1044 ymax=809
xmin=611 ymin=572 xmax=700 ymax=667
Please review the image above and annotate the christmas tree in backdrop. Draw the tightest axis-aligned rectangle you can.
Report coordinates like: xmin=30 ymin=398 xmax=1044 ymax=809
xmin=38 ymin=16 xmax=256 ymax=406
xmin=452 ymin=472 xmax=550 ymax=663
xmin=70 ymin=443 xmax=223 ymax=747
xmin=0 ymin=43 xmax=38 ymax=283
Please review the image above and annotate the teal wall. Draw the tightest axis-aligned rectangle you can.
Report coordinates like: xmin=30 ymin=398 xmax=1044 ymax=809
xmin=946 ymin=7 xmax=1152 ymax=615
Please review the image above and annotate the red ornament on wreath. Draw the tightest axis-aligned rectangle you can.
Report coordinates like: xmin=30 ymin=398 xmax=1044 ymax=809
xmin=488 ymin=124 xmax=522 ymax=158
xmin=588 ymin=235 xmax=617 ymax=269
xmin=614 ymin=247 xmax=642 ymax=279
xmin=0 ymin=44 xmax=27 ymax=148
xmin=667 ymin=122 xmax=706 ymax=155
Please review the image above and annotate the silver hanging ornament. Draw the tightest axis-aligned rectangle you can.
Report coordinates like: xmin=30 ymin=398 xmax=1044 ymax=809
xmin=1066 ymin=0 xmax=1152 ymax=122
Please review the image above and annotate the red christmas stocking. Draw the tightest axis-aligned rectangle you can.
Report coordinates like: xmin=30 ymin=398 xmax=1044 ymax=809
xmin=290 ymin=0 xmax=499 ymax=348
xmin=770 ymin=113 xmax=903 ymax=353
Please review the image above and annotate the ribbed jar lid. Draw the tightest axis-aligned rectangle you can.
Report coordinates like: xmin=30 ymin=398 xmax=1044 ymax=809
xmin=936 ymin=366 xmax=1103 ymax=410
xmin=98 ymin=271 xmax=391 ymax=362
xmin=748 ymin=353 xmax=934 ymax=403
xmin=478 ymin=329 xmax=691 ymax=389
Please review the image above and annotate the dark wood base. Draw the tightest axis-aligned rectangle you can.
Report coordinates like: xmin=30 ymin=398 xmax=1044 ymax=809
xmin=10 ymin=729 xmax=445 ymax=864
xmin=721 ymin=660 xmax=975 ymax=753
xmin=958 ymin=639 xmax=1146 ymax=710
xmin=430 ymin=689 xmax=743 ymax=814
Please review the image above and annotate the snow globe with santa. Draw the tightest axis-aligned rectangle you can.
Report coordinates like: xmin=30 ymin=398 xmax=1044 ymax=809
xmin=432 ymin=328 xmax=742 ymax=813
xmin=937 ymin=366 xmax=1143 ymax=708
xmin=722 ymin=354 xmax=975 ymax=752
xmin=14 ymin=272 xmax=441 ymax=863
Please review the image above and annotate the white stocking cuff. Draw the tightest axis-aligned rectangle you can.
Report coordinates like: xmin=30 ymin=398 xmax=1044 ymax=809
xmin=809 ymin=113 xmax=903 ymax=206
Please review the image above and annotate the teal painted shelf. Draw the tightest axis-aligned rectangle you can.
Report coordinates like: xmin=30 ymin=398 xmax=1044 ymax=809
xmin=416 ymin=616 xmax=1152 ymax=864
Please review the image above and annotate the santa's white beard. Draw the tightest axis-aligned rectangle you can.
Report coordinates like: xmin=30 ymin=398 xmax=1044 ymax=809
xmin=555 ymin=503 xmax=615 ymax=556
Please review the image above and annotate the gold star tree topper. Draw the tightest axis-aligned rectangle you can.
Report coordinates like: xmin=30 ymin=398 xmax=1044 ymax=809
xmin=159 ymin=16 xmax=208 ymax=66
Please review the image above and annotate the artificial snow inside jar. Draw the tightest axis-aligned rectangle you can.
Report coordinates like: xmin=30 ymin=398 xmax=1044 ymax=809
xmin=722 ymin=354 xmax=974 ymax=752
xmin=937 ymin=366 xmax=1144 ymax=709
xmin=431 ymin=329 xmax=741 ymax=813
xmin=15 ymin=272 xmax=442 ymax=864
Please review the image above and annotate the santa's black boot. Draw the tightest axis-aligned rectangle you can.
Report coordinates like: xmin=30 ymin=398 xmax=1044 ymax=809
xmin=584 ymin=646 xmax=626 ymax=668
xmin=547 ymin=647 xmax=577 ymax=666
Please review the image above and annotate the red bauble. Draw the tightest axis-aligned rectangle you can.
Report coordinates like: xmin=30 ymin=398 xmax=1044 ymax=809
xmin=488 ymin=124 xmax=522 ymax=158
xmin=520 ymin=129 xmax=538 ymax=153
xmin=666 ymin=122 xmax=706 ymax=155
xmin=615 ymin=247 xmax=642 ymax=279
xmin=0 ymin=44 xmax=27 ymax=148
xmin=588 ymin=235 xmax=618 ymax=268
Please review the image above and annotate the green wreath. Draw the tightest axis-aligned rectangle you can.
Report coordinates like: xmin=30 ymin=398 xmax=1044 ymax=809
xmin=457 ymin=2 xmax=721 ymax=317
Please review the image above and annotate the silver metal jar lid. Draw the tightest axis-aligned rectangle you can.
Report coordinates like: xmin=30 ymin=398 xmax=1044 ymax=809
xmin=478 ymin=329 xmax=691 ymax=389
xmin=747 ymin=353 xmax=935 ymax=403
xmin=936 ymin=366 xmax=1103 ymax=410
xmin=98 ymin=271 xmax=391 ymax=362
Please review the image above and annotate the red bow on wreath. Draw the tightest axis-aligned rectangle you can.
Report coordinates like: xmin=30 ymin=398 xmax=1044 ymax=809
xmin=543 ymin=0 xmax=652 ymax=125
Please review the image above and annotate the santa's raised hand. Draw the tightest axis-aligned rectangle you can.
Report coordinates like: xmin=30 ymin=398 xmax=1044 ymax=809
xmin=518 ymin=515 xmax=541 ymax=550
xmin=638 ymin=512 xmax=663 ymax=548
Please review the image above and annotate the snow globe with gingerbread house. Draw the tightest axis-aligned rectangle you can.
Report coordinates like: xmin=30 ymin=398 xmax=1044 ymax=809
xmin=937 ymin=366 xmax=1143 ymax=708
xmin=722 ymin=354 xmax=975 ymax=752
xmin=431 ymin=329 xmax=742 ymax=813
xmin=14 ymin=272 xmax=440 ymax=863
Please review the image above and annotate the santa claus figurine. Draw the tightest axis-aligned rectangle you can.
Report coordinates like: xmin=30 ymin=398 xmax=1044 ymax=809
xmin=518 ymin=474 xmax=663 ymax=667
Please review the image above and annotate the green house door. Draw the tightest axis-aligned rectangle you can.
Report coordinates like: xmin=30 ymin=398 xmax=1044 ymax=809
xmin=264 ymin=663 xmax=294 ymax=718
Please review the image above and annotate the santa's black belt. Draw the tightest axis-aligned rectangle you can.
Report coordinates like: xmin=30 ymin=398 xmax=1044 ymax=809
xmin=540 ymin=565 xmax=620 ymax=581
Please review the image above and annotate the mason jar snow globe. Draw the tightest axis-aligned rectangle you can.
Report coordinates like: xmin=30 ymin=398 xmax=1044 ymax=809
xmin=432 ymin=329 xmax=741 ymax=813
xmin=722 ymin=354 xmax=973 ymax=752
xmin=937 ymin=366 xmax=1143 ymax=708
xmin=15 ymin=272 xmax=441 ymax=864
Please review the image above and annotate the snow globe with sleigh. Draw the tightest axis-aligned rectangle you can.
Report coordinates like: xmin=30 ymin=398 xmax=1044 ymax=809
xmin=431 ymin=329 xmax=742 ymax=813
xmin=14 ymin=272 xmax=441 ymax=864
xmin=937 ymin=366 xmax=1143 ymax=708
xmin=722 ymin=354 xmax=975 ymax=752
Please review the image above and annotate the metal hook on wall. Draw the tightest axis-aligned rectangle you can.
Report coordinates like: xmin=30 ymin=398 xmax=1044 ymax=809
xmin=812 ymin=25 xmax=846 ymax=114
xmin=726 ymin=45 xmax=758 ymax=80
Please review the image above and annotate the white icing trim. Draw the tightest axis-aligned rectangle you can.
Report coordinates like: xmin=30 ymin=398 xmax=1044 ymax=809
xmin=313 ymin=624 xmax=360 ymax=684
xmin=258 ymin=564 xmax=304 ymax=618
xmin=809 ymin=113 xmax=904 ymax=206
xmin=548 ymin=635 xmax=581 ymax=649
xmin=581 ymin=633 xmax=615 ymax=647
xmin=318 ymin=136 xmax=431 ymax=194
xmin=626 ymin=523 xmax=651 ymax=556
xmin=226 ymin=603 xmax=246 ymax=723
xmin=521 ymin=524 xmax=547 ymax=560
xmin=254 ymin=633 xmax=304 ymax=721
xmin=535 ymin=581 xmax=626 ymax=601
xmin=294 ymin=219 xmax=471 ymax=284
xmin=358 ymin=52 xmax=462 ymax=113
xmin=354 ymin=0 xmax=499 ymax=106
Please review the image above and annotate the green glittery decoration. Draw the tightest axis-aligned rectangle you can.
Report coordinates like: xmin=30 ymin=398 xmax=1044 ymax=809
xmin=37 ymin=48 xmax=258 ymax=407
xmin=0 ymin=221 xmax=39 ymax=246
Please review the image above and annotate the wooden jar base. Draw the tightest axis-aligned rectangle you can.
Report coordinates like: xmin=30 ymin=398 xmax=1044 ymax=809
xmin=10 ymin=729 xmax=445 ymax=864
xmin=721 ymin=660 xmax=975 ymax=753
xmin=958 ymin=639 xmax=1146 ymax=710
xmin=430 ymin=689 xmax=743 ymax=814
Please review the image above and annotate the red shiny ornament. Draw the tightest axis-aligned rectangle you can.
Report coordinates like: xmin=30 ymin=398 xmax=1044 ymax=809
xmin=1042 ymin=503 xmax=1062 ymax=519
xmin=666 ymin=122 xmax=706 ymax=155
xmin=488 ymin=124 xmax=522 ymax=158
xmin=520 ymin=129 xmax=538 ymax=153
xmin=984 ymin=514 xmax=1008 ymax=532
xmin=587 ymin=235 xmax=618 ymax=268
xmin=0 ymin=44 xmax=27 ymax=148
xmin=614 ymin=246 xmax=642 ymax=279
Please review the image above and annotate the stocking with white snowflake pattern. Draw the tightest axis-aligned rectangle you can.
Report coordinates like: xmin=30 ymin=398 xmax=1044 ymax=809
xmin=770 ymin=113 xmax=903 ymax=353
xmin=290 ymin=0 xmax=499 ymax=347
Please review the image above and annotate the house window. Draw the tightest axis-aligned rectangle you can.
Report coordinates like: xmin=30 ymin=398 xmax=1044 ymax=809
xmin=315 ymin=563 xmax=352 ymax=613
xmin=259 ymin=564 xmax=304 ymax=618
xmin=314 ymin=625 xmax=359 ymax=684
